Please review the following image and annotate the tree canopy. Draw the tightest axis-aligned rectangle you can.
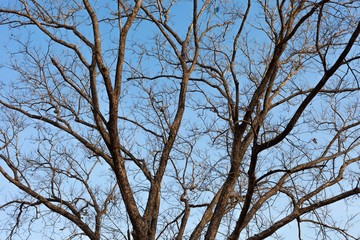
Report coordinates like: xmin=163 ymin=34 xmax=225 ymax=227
xmin=0 ymin=0 xmax=360 ymax=239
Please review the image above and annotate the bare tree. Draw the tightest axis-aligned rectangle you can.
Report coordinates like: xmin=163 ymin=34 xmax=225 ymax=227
xmin=0 ymin=0 xmax=359 ymax=239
